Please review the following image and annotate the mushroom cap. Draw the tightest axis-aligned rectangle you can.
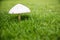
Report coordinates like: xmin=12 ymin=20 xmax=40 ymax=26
xmin=9 ymin=4 xmax=31 ymax=14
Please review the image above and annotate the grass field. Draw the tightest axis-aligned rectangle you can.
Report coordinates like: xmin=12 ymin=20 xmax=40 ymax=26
xmin=0 ymin=0 xmax=60 ymax=40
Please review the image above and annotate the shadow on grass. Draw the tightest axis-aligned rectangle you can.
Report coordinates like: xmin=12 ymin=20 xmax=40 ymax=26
xmin=21 ymin=15 xmax=30 ymax=20
xmin=9 ymin=15 xmax=30 ymax=22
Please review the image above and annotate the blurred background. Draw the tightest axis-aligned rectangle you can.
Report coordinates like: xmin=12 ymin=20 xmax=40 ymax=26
xmin=0 ymin=0 xmax=60 ymax=40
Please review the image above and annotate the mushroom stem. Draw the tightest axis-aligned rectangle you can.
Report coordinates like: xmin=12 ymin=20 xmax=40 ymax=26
xmin=18 ymin=14 xmax=21 ymax=21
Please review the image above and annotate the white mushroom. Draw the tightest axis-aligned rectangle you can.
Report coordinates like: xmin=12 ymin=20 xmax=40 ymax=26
xmin=9 ymin=4 xmax=31 ymax=21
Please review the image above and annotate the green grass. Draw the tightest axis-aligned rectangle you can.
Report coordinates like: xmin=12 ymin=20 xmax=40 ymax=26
xmin=0 ymin=0 xmax=60 ymax=40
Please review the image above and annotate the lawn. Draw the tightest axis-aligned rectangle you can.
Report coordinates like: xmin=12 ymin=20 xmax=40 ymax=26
xmin=0 ymin=0 xmax=60 ymax=40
